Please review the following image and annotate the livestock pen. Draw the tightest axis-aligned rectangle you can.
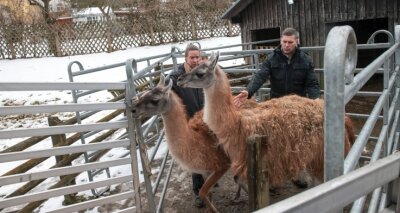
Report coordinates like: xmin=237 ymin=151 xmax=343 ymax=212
xmin=0 ymin=25 xmax=400 ymax=212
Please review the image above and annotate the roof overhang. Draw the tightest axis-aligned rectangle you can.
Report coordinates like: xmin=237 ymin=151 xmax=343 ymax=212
xmin=221 ymin=0 xmax=254 ymax=22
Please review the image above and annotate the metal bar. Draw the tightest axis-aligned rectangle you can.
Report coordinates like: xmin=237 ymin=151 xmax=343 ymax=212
xmin=203 ymin=42 xmax=390 ymax=58
xmin=0 ymin=139 xmax=129 ymax=162
xmin=0 ymin=102 xmax=125 ymax=116
xmin=379 ymin=192 xmax=388 ymax=211
xmin=324 ymin=26 xmax=355 ymax=181
xmin=350 ymin=124 xmax=389 ymax=212
xmin=350 ymin=196 xmax=367 ymax=213
xmin=393 ymin=132 xmax=400 ymax=154
xmin=149 ymin=130 xmax=165 ymax=163
xmin=387 ymin=111 xmax=400 ymax=155
xmin=344 ymin=75 xmax=397 ymax=173
xmin=142 ymin=115 xmax=159 ymax=137
xmin=114 ymin=206 xmax=137 ymax=213
xmin=0 ymin=121 xmax=128 ymax=139
xmin=0 ymin=158 xmax=130 ymax=185
xmin=156 ymin=159 xmax=175 ymax=213
xmin=70 ymin=62 xmax=125 ymax=77
xmin=0 ymin=82 xmax=126 ymax=91
xmin=388 ymin=88 xmax=400 ymax=125
xmin=124 ymin=83 xmax=143 ymax=212
xmin=131 ymin=56 xmax=171 ymax=81
xmin=152 ymin=150 xmax=169 ymax=195
xmin=345 ymin=43 xmax=399 ymax=103
xmin=367 ymin=187 xmax=382 ymax=213
xmin=346 ymin=113 xmax=383 ymax=119
xmin=0 ymin=175 xmax=132 ymax=209
xmin=255 ymin=152 xmax=400 ymax=213
xmin=76 ymin=89 xmax=101 ymax=98
xmin=48 ymin=191 xmax=134 ymax=213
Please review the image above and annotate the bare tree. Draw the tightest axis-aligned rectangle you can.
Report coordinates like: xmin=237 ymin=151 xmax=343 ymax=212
xmin=70 ymin=0 xmax=136 ymax=20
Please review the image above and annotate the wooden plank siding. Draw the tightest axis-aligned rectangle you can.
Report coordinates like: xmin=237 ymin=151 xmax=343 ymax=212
xmin=237 ymin=0 xmax=400 ymax=49
xmin=347 ymin=0 xmax=357 ymax=20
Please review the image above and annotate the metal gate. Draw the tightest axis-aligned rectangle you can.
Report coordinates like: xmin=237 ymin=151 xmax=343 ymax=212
xmin=1 ymin=25 xmax=400 ymax=212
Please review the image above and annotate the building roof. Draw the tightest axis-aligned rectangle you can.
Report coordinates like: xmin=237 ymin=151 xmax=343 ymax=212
xmin=221 ymin=0 xmax=254 ymax=21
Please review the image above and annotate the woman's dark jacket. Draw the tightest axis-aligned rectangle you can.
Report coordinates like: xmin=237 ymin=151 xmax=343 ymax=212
xmin=246 ymin=45 xmax=320 ymax=99
xmin=169 ymin=64 xmax=204 ymax=118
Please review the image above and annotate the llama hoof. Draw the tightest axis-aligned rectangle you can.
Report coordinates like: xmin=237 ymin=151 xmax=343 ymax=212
xmin=194 ymin=195 xmax=205 ymax=208
xmin=292 ymin=179 xmax=308 ymax=188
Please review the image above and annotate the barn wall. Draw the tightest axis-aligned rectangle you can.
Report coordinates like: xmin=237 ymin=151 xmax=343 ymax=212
xmin=241 ymin=0 xmax=400 ymax=46
xmin=238 ymin=0 xmax=400 ymax=66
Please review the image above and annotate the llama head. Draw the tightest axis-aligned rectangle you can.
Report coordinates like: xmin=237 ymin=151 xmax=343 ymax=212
xmin=131 ymin=74 xmax=173 ymax=117
xmin=177 ymin=51 xmax=220 ymax=88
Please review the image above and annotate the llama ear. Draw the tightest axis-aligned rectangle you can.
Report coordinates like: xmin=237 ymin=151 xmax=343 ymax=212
xmin=164 ymin=74 xmax=172 ymax=87
xmin=162 ymin=77 xmax=173 ymax=94
xmin=210 ymin=51 xmax=219 ymax=70
xmin=158 ymin=74 xmax=165 ymax=87
xmin=209 ymin=51 xmax=219 ymax=71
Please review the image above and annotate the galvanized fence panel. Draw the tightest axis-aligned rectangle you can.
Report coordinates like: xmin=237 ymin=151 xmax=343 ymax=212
xmin=0 ymin=81 xmax=143 ymax=212
xmin=255 ymin=25 xmax=400 ymax=213
xmin=2 ymin=30 xmax=400 ymax=212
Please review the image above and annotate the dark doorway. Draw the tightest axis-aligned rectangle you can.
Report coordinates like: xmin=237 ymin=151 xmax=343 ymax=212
xmin=251 ymin=27 xmax=281 ymax=48
xmin=325 ymin=18 xmax=389 ymax=68
xmin=251 ymin=27 xmax=281 ymax=61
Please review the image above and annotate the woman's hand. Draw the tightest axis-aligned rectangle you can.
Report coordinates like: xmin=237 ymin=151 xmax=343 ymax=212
xmin=233 ymin=90 xmax=249 ymax=107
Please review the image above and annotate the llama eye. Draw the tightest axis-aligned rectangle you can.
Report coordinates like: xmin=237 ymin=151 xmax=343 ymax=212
xmin=195 ymin=72 xmax=205 ymax=78
xmin=150 ymin=99 xmax=159 ymax=105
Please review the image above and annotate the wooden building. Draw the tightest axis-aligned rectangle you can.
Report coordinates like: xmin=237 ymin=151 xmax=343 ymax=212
xmin=222 ymin=0 xmax=400 ymax=67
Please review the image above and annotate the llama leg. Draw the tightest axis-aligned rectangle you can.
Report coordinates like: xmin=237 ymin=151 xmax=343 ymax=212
xmin=233 ymin=175 xmax=248 ymax=200
xmin=199 ymin=168 xmax=229 ymax=213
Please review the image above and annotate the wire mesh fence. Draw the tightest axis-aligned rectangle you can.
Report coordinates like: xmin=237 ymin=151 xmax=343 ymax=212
xmin=0 ymin=9 xmax=240 ymax=59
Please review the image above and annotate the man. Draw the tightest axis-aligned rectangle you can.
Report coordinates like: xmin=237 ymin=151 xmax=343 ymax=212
xmin=169 ymin=43 xmax=205 ymax=208
xmin=233 ymin=27 xmax=320 ymax=188
xmin=233 ymin=27 xmax=320 ymax=107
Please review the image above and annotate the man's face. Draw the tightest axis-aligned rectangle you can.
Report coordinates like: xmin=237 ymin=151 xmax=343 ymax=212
xmin=280 ymin=35 xmax=298 ymax=56
xmin=185 ymin=50 xmax=200 ymax=69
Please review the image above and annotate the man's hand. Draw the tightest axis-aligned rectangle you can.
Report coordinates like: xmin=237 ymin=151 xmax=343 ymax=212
xmin=233 ymin=90 xmax=249 ymax=107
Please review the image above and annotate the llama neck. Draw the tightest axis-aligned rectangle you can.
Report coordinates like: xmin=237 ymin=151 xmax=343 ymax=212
xmin=203 ymin=67 xmax=238 ymax=134
xmin=161 ymin=92 xmax=191 ymax=146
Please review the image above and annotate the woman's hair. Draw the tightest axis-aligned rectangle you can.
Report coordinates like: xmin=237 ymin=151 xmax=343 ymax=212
xmin=184 ymin=43 xmax=200 ymax=57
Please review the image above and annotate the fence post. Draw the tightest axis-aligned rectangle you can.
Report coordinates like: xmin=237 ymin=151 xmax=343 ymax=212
xmin=106 ymin=21 xmax=113 ymax=53
xmin=5 ymin=25 xmax=16 ymax=59
xmin=324 ymin=26 xmax=357 ymax=181
xmin=48 ymin=116 xmax=77 ymax=205
xmin=247 ymin=134 xmax=269 ymax=211
xmin=149 ymin=25 xmax=155 ymax=46
xmin=191 ymin=13 xmax=197 ymax=40
xmin=53 ymin=24 xmax=62 ymax=57
xmin=227 ymin=20 xmax=233 ymax=37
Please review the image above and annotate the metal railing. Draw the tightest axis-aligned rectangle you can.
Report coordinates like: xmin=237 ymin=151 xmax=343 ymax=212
xmin=1 ymin=27 xmax=399 ymax=212
xmin=255 ymin=25 xmax=400 ymax=213
xmin=0 ymin=82 xmax=143 ymax=212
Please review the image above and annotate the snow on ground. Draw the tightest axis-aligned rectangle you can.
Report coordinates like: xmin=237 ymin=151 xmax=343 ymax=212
xmin=0 ymin=35 xmax=243 ymax=212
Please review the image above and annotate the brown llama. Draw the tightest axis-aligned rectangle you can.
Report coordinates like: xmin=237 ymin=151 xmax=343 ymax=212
xmin=177 ymin=52 xmax=355 ymax=188
xmin=130 ymin=74 xmax=256 ymax=213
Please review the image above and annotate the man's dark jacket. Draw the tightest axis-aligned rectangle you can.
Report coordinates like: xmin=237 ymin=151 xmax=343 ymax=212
xmin=169 ymin=64 xmax=204 ymax=118
xmin=247 ymin=45 xmax=320 ymax=99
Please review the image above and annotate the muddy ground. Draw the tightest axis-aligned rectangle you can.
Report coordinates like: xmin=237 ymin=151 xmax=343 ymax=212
xmin=157 ymin=163 xmax=307 ymax=213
